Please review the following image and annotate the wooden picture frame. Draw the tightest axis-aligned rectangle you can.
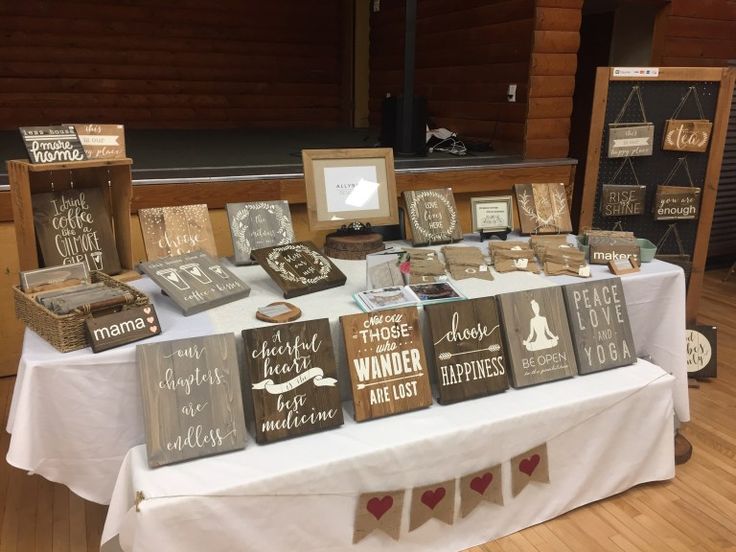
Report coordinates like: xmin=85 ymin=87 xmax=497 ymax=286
xmin=470 ymin=196 xmax=513 ymax=232
xmin=302 ymin=148 xmax=399 ymax=231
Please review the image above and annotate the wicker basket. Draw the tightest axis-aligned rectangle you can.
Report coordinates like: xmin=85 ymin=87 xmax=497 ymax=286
xmin=14 ymin=271 xmax=150 ymax=353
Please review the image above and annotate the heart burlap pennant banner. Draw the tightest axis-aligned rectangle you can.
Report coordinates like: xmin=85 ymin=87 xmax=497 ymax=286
xmin=449 ymin=264 xmax=493 ymax=281
xmin=353 ymin=490 xmax=405 ymax=543
xmin=544 ymin=249 xmax=590 ymax=278
xmin=488 ymin=241 xmax=532 ymax=262
xmin=409 ymin=479 xmax=456 ymax=531
xmin=441 ymin=246 xmax=485 ymax=266
xmin=494 ymin=249 xmax=540 ymax=273
xmin=511 ymin=443 xmax=550 ymax=497
xmin=405 ymin=248 xmax=437 ymax=261
xmin=459 ymin=464 xmax=503 ymax=518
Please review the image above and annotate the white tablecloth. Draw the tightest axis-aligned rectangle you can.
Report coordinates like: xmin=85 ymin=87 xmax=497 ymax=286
xmin=101 ymin=360 xmax=675 ymax=552
xmin=6 ymin=237 xmax=689 ymax=506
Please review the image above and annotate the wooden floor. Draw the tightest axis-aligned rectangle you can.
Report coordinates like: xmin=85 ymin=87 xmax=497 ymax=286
xmin=1 ymin=269 xmax=735 ymax=552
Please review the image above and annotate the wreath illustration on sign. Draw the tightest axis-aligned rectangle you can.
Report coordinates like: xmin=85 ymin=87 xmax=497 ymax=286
xmin=408 ymin=190 xmax=458 ymax=241
xmin=665 ymin=129 xmax=709 ymax=149
xmin=231 ymin=202 xmax=294 ymax=254
xmin=266 ymin=244 xmax=331 ymax=285
xmin=517 ymin=188 xmax=568 ymax=229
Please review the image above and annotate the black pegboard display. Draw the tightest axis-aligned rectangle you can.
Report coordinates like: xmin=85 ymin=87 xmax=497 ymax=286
xmin=592 ymin=80 xmax=719 ymax=280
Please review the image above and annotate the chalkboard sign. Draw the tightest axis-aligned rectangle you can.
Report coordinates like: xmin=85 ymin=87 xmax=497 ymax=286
xmin=403 ymin=188 xmax=463 ymax=245
xmin=19 ymin=125 xmax=87 ymax=164
xmin=424 ymin=297 xmax=508 ymax=404
xmin=497 ymin=287 xmax=577 ymax=387
xmin=32 ymin=187 xmax=122 ymax=275
xmin=139 ymin=251 xmax=250 ymax=316
xmin=562 ymin=278 xmax=636 ymax=374
xmin=137 ymin=333 xmax=247 ymax=468
xmin=139 ymin=204 xmax=218 ymax=260
xmin=225 ymin=201 xmax=295 ymax=265
xmin=340 ymin=307 xmax=433 ymax=421
xmin=242 ymin=318 xmax=344 ymax=443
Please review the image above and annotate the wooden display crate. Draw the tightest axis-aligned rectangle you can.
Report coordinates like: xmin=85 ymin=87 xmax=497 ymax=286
xmin=7 ymin=158 xmax=139 ymax=281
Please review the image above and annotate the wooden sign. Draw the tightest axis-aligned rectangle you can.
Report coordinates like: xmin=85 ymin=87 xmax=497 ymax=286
xmin=251 ymin=241 xmax=347 ymax=299
xmin=653 ymin=186 xmax=701 ymax=221
xmin=600 ymin=186 xmax=646 ymax=217
xmin=686 ymin=325 xmax=717 ymax=378
xmin=19 ymin=125 xmax=87 ymax=164
xmin=139 ymin=204 xmax=218 ymax=260
xmin=86 ymin=305 xmax=161 ymax=353
xmin=242 ymin=318 xmax=343 ymax=444
xmin=497 ymin=287 xmax=577 ymax=387
xmin=20 ymin=262 xmax=89 ymax=292
xmin=424 ymin=298 xmax=508 ymax=404
xmin=70 ymin=124 xmax=126 ymax=160
xmin=139 ymin=251 xmax=250 ymax=316
xmin=608 ymin=256 xmax=640 ymax=275
xmin=663 ymin=120 xmax=712 ymax=153
xmin=589 ymin=241 xmax=640 ymax=265
xmin=137 ymin=333 xmax=247 ymax=468
xmin=340 ymin=307 xmax=433 ymax=421
xmin=607 ymin=124 xmax=654 ymax=157
xmin=514 ymin=183 xmax=572 ymax=234
xmin=562 ymin=278 xmax=636 ymax=374
xmin=403 ymin=188 xmax=463 ymax=245
xmin=225 ymin=201 xmax=295 ymax=265
xmin=32 ymin=187 xmax=122 ymax=275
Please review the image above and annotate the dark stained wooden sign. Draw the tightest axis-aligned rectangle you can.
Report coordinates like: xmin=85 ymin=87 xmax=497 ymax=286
xmin=251 ymin=241 xmax=347 ymax=298
xmin=20 ymin=125 xmax=87 ymax=164
xmin=139 ymin=204 xmax=218 ymax=260
xmin=32 ymin=187 xmax=122 ymax=275
xmin=514 ymin=183 xmax=572 ymax=234
xmin=225 ymin=200 xmax=295 ymax=265
xmin=137 ymin=333 xmax=247 ymax=468
xmin=139 ymin=251 xmax=250 ymax=316
xmin=242 ymin=318 xmax=343 ymax=444
xmin=403 ymin=188 xmax=463 ymax=245
xmin=562 ymin=278 xmax=636 ymax=374
xmin=600 ymin=185 xmax=646 ymax=217
xmin=653 ymin=186 xmax=701 ymax=221
xmin=424 ymin=297 xmax=508 ymax=404
xmin=589 ymin=237 xmax=640 ymax=265
xmin=86 ymin=304 xmax=161 ymax=353
xmin=340 ymin=307 xmax=433 ymax=421
xmin=497 ymin=287 xmax=577 ymax=387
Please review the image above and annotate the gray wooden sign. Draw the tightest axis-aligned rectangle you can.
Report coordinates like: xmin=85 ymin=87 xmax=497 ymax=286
xmin=497 ymin=287 xmax=578 ymax=387
xmin=562 ymin=278 xmax=636 ymax=374
xmin=137 ymin=333 xmax=247 ymax=468
xmin=225 ymin=200 xmax=295 ymax=265
xmin=139 ymin=251 xmax=250 ymax=316
xmin=607 ymin=124 xmax=654 ymax=157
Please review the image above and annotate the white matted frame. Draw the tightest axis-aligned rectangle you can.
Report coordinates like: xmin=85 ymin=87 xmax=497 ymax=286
xmin=302 ymin=148 xmax=399 ymax=231
xmin=470 ymin=195 xmax=513 ymax=232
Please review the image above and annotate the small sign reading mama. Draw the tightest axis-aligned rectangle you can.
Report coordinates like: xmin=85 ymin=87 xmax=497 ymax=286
xmin=86 ymin=305 xmax=161 ymax=353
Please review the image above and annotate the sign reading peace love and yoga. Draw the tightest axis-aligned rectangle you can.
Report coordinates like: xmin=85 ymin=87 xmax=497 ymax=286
xmin=242 ymin=318 xmax=343 ymax=444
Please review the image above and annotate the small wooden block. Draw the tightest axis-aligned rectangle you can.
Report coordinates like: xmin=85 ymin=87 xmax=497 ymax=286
xmin=255 ymin=302 xmax=302 ymax=323
xmin=86 ymin=305 xmax=161 ymax=353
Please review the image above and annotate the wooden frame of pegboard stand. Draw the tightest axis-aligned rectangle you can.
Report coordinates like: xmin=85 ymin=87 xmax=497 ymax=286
xmin=580 ymin=67 xmax=735 ymax=324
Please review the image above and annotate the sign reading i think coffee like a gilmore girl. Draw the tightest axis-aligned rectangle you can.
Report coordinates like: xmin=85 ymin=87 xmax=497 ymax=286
xmin=20 ymin=125 xmax=87 ymax=164
xmin=242 ymin=318 xmax=344 ymax=444
xmin=562 ymin=278 xmax=636 ymax=374
xmin=424 ymin=297 xmax=508 ymax=404
xmin=340 ymin=307 xmax=433 ymax=421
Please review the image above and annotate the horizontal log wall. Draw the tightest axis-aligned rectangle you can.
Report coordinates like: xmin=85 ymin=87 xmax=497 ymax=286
xmin=0 ymin=1 xmax=348 ymax=128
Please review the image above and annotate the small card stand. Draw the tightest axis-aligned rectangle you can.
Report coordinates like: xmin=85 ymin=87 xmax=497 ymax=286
xmin=609 ymin=256 xmax=640 ymax=275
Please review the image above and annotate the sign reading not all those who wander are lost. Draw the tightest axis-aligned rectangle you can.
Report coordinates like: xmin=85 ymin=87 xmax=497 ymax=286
xmin=341 ymin=307 xmax=433 ymax=421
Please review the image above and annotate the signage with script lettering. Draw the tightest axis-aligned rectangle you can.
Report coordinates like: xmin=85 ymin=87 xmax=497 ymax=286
xmin=137 ymin=333 xmax=247 ymax=468
xmin=403 ymin=188 xmax=463 ymax=246
xmin=497 ymin=287 xmax=577 ymax=387
xmin=340 ymin=307 xmax=433 ymax=421
xmin=425 ymin=298 xmax=508 ymax=404
xmin=20 ymin=125 xmax=87 ymax=164
xmin=86 ymin=305 xmax=161 ymax=353
xmin=226 ymin=201 xmax=295 ymax=265
xmin=686 ymin=325 xmax=717 ymax=378
xmin=139 ymin=251 xmax=250 ymax=316
xmin=70 ymin=124 xmax=126 ymax=160
xmin=139 ymin=204 xmax=218 ymax=261
xmin=251 ymin=241 xmax=347 ymax=299
xmin=514 ymin=183 xmax=572 ymax=234
xmin=32 ymin=187 xmax=122 ymax=275
xmin=562 ymin=279 xmax=636 ymax=374
xmin=242 ymin=318 xmax=343 ymax=443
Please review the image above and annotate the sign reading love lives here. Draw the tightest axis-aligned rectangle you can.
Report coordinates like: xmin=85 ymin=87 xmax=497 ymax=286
xmin=86 ymin=305 xmax=161 ymax=353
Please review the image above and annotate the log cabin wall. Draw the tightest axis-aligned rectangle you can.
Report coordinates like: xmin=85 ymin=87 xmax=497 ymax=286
xmin=0 ymin=0 xmax=350 ymax=129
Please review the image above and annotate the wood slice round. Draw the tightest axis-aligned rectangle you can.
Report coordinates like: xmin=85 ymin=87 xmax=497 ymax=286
xmin=255 ymin=302 xmax=302 ymax=323
xmin=324 ymin=233 xmax=385 ymax=260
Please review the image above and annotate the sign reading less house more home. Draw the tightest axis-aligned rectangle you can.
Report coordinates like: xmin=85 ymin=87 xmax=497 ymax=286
xmin=340 ymin=307 xmax=432 ymax=421
xmin=137 ymin=333 xmax=247 ymax=468
xmin=20 ymin=125 xmax=87 ymax=164
xmin=425 ymin=297 xmax=508 ymax=404
xmin=242 ymin=318 xmax=343 ymax=444
xmin=562 ymin=279 xmax=636 ymax=374
xmin=497 ymin=287 xmax=577 ymax=387
xmin=86 ymin=305 xmax=161 ymax=353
